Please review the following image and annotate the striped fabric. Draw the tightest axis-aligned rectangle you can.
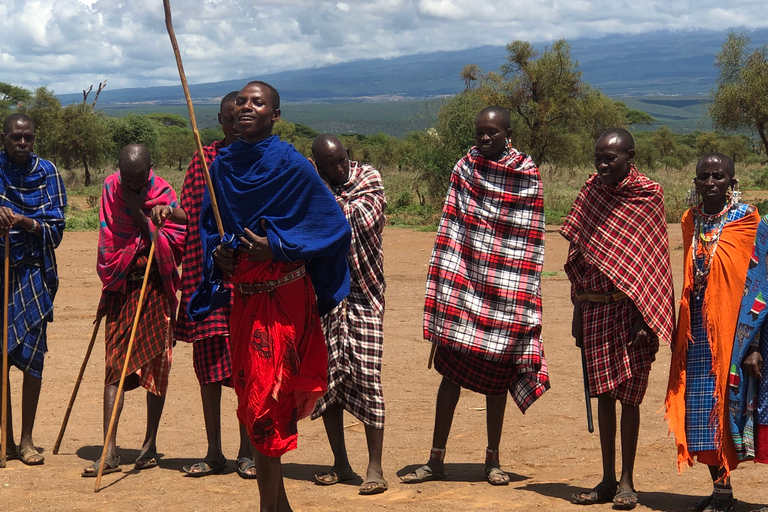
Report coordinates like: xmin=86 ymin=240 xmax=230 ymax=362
xmin=567 ymin=252 xmax=658 ymax=405
xmin=423 ymin=143 xmax=549 ymax=412
xmin=0 ymin=150 xmax=66 ymax=377
xmin=176 ymin=141 xmax=233 ymax=343
xmin=685 ymin=204 xmax=748 ymax=452
xmin=312 ymin=163 xmax=387 ymax=429
xmin=560 ymin=167 xmax=675 ymax=345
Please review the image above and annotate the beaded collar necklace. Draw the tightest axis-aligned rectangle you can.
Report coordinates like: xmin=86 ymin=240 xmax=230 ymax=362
xmin=691 ymin=201 xmax=730 ymax=298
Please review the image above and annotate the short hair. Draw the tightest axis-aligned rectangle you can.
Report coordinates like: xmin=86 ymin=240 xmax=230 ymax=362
xmin=246 ymin=81 xmax=280 ymax=110
xmin=476 ymin=105 xmax=511 ymax=130
xmin=697 ymin=152 xmax=735 ymax=178
xmin=598 ymin=128 xmax=635 ymax=151
xmin=118 ymin=144 xmax=151 ymax=172
xmin=220 ymin=90 xmax=239 ymax=112
xmin=311 ymin=133 xmax=342 ymax=158
xmin=3 ymin=113 xmax=34 ymax=134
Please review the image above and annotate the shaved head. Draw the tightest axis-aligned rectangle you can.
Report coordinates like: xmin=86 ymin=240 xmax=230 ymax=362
xmin=476 ymin=105 xmax=511 ymax=131
xmin=118 ymin=144 xmax=151 ymax=191
xmin=697 ymin=152 xmax=735 ymax=178
xmin=3 ymin=113 xmax=33 ymax=134
xmin=311 ymin=133 xmax=349 ymax=186
xmin=597 ymin=128 xmax=635 ymax=153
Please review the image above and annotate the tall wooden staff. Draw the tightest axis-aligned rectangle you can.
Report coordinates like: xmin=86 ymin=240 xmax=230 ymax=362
xmin=94 ymin=236 xmax=157 ymax=492
xmin=580 ymin=344 xmax=594 ymax=433
xmin=53 ymin=314 xmax=103 ymax=454
xmin=1 ymin=241 xmax=9 ymax=468
xmin=162 ymin=0 xmax=224 ymax=238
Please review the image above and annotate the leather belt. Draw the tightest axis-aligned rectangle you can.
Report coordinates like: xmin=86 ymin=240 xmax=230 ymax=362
xmin=126 ymin=267 xmax=157 ymax=281
xmin=235 ymin=266 xmax=306 ymax=295
xmin=576 ymin=290 xmax=629 ymax=304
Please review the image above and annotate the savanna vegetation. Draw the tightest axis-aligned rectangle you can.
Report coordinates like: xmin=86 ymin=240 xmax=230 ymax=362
xmin=2 ymin=32 xmax=768 ymax=231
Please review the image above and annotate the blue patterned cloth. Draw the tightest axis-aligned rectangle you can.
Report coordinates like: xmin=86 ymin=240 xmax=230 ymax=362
xmin=729 ymin=214 xmax=768 ymax=459
xmin=0 ymin=150 xmax=66 ymax=377
xmin=685 ymin=203 xmax=748 ymax=451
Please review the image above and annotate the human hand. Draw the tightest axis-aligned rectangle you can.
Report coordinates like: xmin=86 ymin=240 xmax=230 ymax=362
xmin=213 ymin=245 xmax=238 ymax=276
xmin=743 ymin=347 xmax=764 ymax=380
xmin=238 ymin=223 xmax=273 ymax=262
xmin=150 ymin=205 xmax=172 ymax=227
xmin=628 ymin=315 xmax=651 ymax=347
xmin=122 ymin=184 xmax=147 ymax=217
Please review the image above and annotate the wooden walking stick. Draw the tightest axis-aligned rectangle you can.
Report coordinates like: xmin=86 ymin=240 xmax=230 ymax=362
xmin=580 ymin=344 xmax=594 ymax=433
xmin=427 ymin=341 xmax=437 ymax=369
xmin=163 ymin=0 xmax=224 ymax=238
xmin=53 ymin=314 xmax=103 ymax=454
xmin=1 ymin=240 xmax=9 ymax=468
xmin=94 ymin=234 xmax=157 ymax=492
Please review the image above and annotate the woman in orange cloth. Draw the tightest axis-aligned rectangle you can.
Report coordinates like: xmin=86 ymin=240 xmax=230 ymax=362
xmin=665 ymin=152 xmax=759 ymax=512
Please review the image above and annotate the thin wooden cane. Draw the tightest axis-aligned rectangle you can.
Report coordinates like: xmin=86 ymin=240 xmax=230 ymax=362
xmin=580 ymin=344 xmax=594 ymax=433
xmin=94 ymin=235 xmax=157 ymax=492
xmin=427 ymin=341 xmax=436 ymax=369
xmin=53 ymin=314 xmax=103 ymax=454
xmin=1 ymin=241 xmax=9 ymax=468
xmin=162 ymin=0 xmax=224 ymax=238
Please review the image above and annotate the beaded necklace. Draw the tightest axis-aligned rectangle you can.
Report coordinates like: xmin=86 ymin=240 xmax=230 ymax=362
xmin=691 ymin=201 xmax=730 ymax=298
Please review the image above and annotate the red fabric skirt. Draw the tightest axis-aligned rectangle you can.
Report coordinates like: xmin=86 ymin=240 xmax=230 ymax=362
xmin=756 ymin=423 xmax=768 ymax=464
xmin=228 ymin=259 xmax=327 ymax=457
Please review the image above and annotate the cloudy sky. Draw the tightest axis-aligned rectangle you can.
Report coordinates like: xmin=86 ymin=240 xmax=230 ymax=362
xmin=1 ymin=0 xmax=767 ymax=95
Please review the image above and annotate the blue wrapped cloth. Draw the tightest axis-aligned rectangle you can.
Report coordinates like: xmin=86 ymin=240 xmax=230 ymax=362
xmin=0 ymin=150 xmax=67 ymax=377
xmin=188 ymin=135 xmax=351 ymax=319
xmin=729 ymin=215 xmax=768 ymax=460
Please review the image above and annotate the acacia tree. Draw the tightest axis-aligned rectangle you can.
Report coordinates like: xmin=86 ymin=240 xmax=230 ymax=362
xmin=710 ymin=32 xmax=768 ymax=155
xmin=0 ymin=82 xmax=31 ymax=122
xmin=18 ymin=87 xmax=62 ymax=160
xmin=53 ymin=104 xmax=113 ymax=186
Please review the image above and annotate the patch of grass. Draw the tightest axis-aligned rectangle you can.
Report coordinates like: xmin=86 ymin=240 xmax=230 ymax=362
xmin=65 ymin=203 xmax=100 ymax=231
xmin=542 ymin=271 xmax=565 ymax=277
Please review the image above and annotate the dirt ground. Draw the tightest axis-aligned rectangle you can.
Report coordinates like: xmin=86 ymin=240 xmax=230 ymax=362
xmin=2 ymin=226 xmax=768 ymax=512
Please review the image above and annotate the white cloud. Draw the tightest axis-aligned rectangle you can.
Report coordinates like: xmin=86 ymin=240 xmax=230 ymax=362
xmin=0 ymin=0 xmax=767 ymax=94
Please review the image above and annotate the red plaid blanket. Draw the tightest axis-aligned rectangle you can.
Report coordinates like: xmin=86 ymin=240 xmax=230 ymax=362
xmin=424 ymin=144 xmax=548 ymax=411
xmin=560 ymin=167 xmax=675 ymax=343
xmin=176 ymin=141 xmax=232 ymax=342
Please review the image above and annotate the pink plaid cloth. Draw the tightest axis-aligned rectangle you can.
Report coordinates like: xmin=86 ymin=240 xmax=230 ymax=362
xmin=97 ymin=169 xmax=186 ymax=313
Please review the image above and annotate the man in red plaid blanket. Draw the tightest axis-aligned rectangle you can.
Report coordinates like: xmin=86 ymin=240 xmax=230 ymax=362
xmin=310 ymin=134 xmax=388 ymax=495
xmin=83 ymin=144 xmax=185 ymax=477
xmin=402 ymin=106 xmax=549 ymax=486
xmin=562 ymin=129 xmax=674 ymax=510
xmin=152 ymin=91 xmax=257 ymax=478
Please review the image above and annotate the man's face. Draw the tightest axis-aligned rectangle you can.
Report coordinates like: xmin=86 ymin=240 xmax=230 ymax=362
xmin=474 ymin=113 xmax=509 ymax=160
xmin=218 ymin=101 xmax=240 ymax=146
xmin=594 ymin=135 xmax=634 ymax=187
xmin=119 ymin=164 xmax=150 ymax=194
xmin=314 ymin=143 xmax=350 ymax=186
xmin=234 ymin=84 xmax=280 ymax=143
xmin=1 ymin=119 xmax=35 ymax=168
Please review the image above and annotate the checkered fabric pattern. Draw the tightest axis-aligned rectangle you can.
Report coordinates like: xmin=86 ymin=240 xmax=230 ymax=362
xmin=568 ymin=251 xmax=658 ymax=404
xmin=176 ymin=141 xmax=232 ymax=342
xmin=192 ymin=335 xmax=232 ymax=386
xmin=103 ymin=257 xmax=173 ymax=396
xmin=561 ymin=167 xmax=675 ymax=344
xmin=685 ymin=204 xmax=748 ymax=452
xmin=0 ymin=151 xmax=66 ymax=378
xmin=312 ymin=163 xmax=386 ymax=428
xmin=423 ymin=144 xmax=548 ymax=413
xmin=434 ymin=344 xmax=513 ymax=396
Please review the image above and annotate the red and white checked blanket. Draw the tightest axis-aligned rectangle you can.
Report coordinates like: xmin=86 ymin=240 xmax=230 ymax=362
xmin=424 ymin=144 xmax=546 ymax=366
xmin=560 ymin=167 xmax=675 ymax=344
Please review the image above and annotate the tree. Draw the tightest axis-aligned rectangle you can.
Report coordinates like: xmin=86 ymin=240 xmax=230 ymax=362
xmin=157 ymin=125 xmax=195 ymax=172
xmin=710 ymin=32 xmax=768 ymax=155
xmin=146 ymin=113 xmax=188 ymax=128
xmin=489 ymin=39 xmax=585 ymax=164
xmin=106 ymin=115 xmax=159 ymax=161
xmin=18 ymin=87 xmax=62 ymax=160
xmin=52 ymin=104 xmax=113 ymax=185
xmin=0 ymin=82 xmax=31 ymax=122
xmin=460 ymin=64 xmax=481 ymax=91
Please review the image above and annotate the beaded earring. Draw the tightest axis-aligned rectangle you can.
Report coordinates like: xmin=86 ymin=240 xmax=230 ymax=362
xmin=730 ymin=179 xmax=742 ymax=206
xmin=687 ymin=178 xmax=699 ymax=207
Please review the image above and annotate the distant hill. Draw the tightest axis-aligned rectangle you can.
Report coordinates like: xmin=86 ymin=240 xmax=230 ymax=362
xmin=58 ymin=28 xmax=768 ymax=107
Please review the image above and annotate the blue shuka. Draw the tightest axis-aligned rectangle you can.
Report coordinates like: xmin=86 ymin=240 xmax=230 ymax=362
xmin=0 ymin=150 xmax=66 ymax=377
xmin=730 ymin=214 xmax=768 ymax=460
xmin=188 ymin=135 xmax=351 ymax=320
